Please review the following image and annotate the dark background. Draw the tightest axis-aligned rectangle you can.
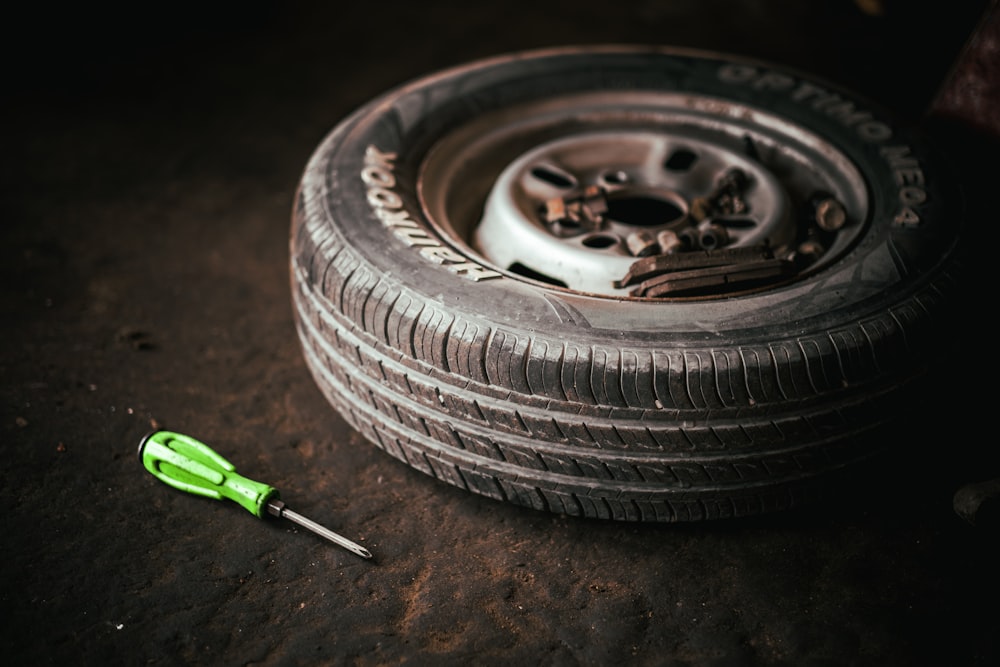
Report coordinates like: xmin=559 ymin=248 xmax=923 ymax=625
xmin=2 ymin=2 xmax=997 ymax=664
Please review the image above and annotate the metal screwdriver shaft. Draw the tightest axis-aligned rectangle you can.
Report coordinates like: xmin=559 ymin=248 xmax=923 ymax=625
xmin=139 ymin=430 xmax=372 ymax=559
xmin=266 ymin=499 xmax=372 ymax=559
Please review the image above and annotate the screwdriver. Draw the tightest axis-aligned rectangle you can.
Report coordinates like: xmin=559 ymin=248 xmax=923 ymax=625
xmin=139 ymin=430 xmax=372 ymax=559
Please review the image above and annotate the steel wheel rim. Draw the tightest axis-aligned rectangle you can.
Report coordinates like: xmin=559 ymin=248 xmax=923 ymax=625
xmin=420 ymin=90 xmax=870 ymax=299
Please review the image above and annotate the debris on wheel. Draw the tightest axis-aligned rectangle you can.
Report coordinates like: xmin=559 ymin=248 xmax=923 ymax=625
xmin=291 ymin=47 xmax=962 ymax=522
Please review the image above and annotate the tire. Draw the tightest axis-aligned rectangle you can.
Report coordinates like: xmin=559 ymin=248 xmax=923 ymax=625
xmin=291 ymin=46 xmax=963 ymax=522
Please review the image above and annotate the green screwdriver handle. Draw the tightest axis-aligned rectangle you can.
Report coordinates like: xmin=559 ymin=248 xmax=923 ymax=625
xmin=139 ymin=431 xmax=278 ymax=518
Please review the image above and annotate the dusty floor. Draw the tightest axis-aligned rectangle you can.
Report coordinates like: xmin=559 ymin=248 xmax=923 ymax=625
xmin=3 ymin=2 xmax=999 ymax=664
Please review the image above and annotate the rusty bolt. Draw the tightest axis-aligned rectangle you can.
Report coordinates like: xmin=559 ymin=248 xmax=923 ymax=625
xmin=677 ymin=226 xmax=700 ymax=250
xmin=697 ymin=221 xmax=730 ymax=250
xmin=721 ymin=168 xmax=749 ymax=191
xmin=626 ymin=232 xmax=659 ymax=257
xmin=815 ymin=198 xmax=847 ymax=231
xmin=690 ymin=197 xmax=711 ymax=222
xmin=796 ymin=239 xmax=825 ymax=265
xmin=656 ymin=230 xmax=683 ymax=254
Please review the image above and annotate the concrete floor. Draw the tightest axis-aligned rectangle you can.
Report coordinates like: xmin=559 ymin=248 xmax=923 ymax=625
xmin=3 ymin=2 xmax=998 ymax=664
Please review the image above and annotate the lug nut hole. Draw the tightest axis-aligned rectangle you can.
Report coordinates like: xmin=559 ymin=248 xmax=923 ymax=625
xmin=665 ymin=148 xmax=698 ymax=171
xmin=581 ymin=234 xmax=619 ymax=248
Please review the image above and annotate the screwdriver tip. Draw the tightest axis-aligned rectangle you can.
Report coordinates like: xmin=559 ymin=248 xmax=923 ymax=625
xmin=268 ymin=500 xmax=374 ymax=560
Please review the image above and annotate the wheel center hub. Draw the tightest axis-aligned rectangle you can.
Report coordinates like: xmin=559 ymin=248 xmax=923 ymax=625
xmin=473 ymin=131 xmax=793 ymax=295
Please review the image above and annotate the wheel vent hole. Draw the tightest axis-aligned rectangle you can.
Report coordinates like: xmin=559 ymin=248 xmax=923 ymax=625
xmin=665 ymin=148 xmax=698 ymax=171
xmin=530 ymin=166 xmax=575 ymax=189
xmin=602 ymin=170 xmax=628 ymax=185
xmin=581 ymin=234 xmax=618 ymax=249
